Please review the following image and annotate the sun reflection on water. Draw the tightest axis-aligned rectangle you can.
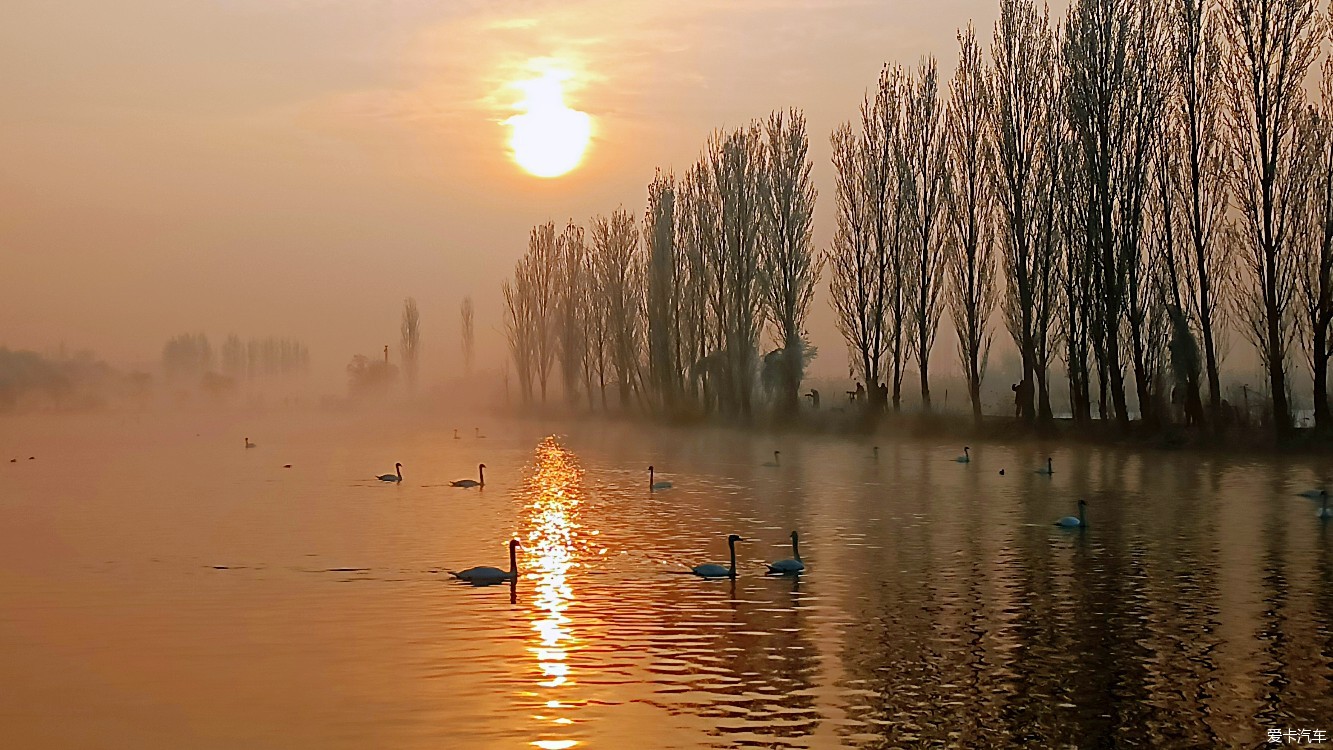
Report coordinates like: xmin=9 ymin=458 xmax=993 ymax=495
xmin=522 ymin=437 xmax=586 ymax=749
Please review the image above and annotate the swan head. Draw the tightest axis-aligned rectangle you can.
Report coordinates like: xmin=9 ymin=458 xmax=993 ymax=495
xmin=509 ymin=538 xmax=521 ymax=551
xmin=728 ymin=534 xmax=744 ymax=544
xmin=648 ymin=465 xmax=655 ymax=473
xmin=1078 ymin=499 xmax=1087 ymax=508
xmin=790 ymin=530 xmax=799 ymax=540
xmin=479 ymin=463 xmax=486 ymax=470
xmin=396 ymin=463 xmax=403 ymax=469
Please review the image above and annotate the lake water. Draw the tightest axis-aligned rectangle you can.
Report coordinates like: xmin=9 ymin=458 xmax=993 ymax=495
xmin=2 ymin=411 xmax=1332 ymax=748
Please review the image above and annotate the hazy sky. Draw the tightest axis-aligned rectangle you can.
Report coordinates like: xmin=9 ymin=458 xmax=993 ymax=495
xmin=3 ymin=1 xmax=1028 ymax=388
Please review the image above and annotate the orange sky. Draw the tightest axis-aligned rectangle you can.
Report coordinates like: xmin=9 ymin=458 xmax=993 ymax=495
xmin=2 ymin=1 xmax=1034 ymax=388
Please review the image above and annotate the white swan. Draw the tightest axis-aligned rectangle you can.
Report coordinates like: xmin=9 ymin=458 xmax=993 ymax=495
xmin=451 ymin=463 xmax=485 ymax=488
xmin=692 ymin=534 xmax=743 ymax=578
xmin=649 ymin=465 xmax=673 ymax=491
xmin=761 ymin=451 xmax=781 ymax=467
xmin=955 ymin=446 xmax=971 ymax=463
xmin=1055 ymin=499 xmax=1087 ymax=528
xmin=377 ymin=463 xmax=403 ymax=483
xmin=767 ymin=531 xmax=805 ymax=574
xmin=1036 ymin=457 xmax=1054 ymax=475
xmin=245 ymin=437 xmax=256 ymax=449
xmin=450 ymin=539 xmax=520 ymax=584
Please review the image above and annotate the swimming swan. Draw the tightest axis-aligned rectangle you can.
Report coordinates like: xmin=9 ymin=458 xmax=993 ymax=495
xmin=1298 ymin=488 xmax=1328 ymax=500
xmin=1036 ymin=457 xmax=1054 ymax=475
xmin=377 ymin=463 xmax=403 ymax=483
xmin=451 ymin=463 xmax=485 ymax=488
xmin=1055 ymin=499 xmax=1087 ymax=528
xmin=692 ymin=534 xmax=743 ymax=578
xmin=955 ymin=446 xmax=971 ymax=463
xmin=762 ymin=451 xmax=781 ymax=467
xmin=450 ymin=539 xmax=520 ymax=584
xmin=767 ymin=531 xmax=805 ymax=574
xmin=245 ymin=438 xmax=256 ymax=449
xmin=649 ymin=465 xmax=673 ymax=491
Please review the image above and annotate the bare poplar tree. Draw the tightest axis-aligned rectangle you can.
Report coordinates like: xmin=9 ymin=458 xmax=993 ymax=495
xmin=503 ymin=276 xmax=535 ymax=404
xmin=992 ymin=0 xmax=1057 ymax=423
xmin=555 ymin=221 xmax=589 ymax=407
xmin=759 ymin=108 xmax=820 ymax=418
xmin=1296 ymin=69 xmax=1333 ymax=429
xmin=645 ymin=172 xmax=681 ymax=412
xmin=945 ymin=23 xmax=999 ymax=423
xmin=527 ymin=222 xmax=558 ymax=403
xmin=460 ymin=296 xmax=474 ymax=378
xmin=400 ymin=297 xmax=420 ymax=395
xmin=906 ymin=56 xmax=950 ymax=411
xmin=1221 ymin=0 xmax=1323 ymax=436
xmin=594 ymin=207 xmax=644 ymax=408
xmin=828 ymin=122 xmax=887 ymax=400
xmin=1167 ymin=0 xmax=1230 ymax=426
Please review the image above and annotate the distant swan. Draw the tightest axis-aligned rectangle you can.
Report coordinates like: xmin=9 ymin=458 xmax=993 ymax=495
xmin=762 ymin=451 xmax=781 ymax=467
xmin=475 ymin=428 xmax=486 ymax=439
xmin=692 ymin=534 xmax=743 ymax=578
xmin=1036 ymin=457 xmax=1054 ymax=475
xmin=1055 ymin=499 xmax=1087 ymax=528
xmin=450 ymin=539 xmax=520 ymax=584
xmin=451 ymin=463 xmax=485 ymax=488
xmin=649 ymin=465 xmax=673 ymax=491
xmin=767 ymin=531 xmax=805 ymax=574
xmin=377 ymin=462 xmax=403 ymax=483
xmin=453 ymin=429 xmax=460 ymax=440
xmin=245 ymin=437 xmax=256 ymax=449
xmin=955 ymin=446 xmax=971 ymax=463
xmin=873 ymin=446 xmax=879 ymax=460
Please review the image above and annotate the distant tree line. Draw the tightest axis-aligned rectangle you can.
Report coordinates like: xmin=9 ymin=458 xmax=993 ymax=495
xmin=163 ymin=333 xmax=310 ymax=385
xmin=0 ymin=347 xmax=130 ymax=411
xmin=503 ymin=0 xmax=1333 ymax=439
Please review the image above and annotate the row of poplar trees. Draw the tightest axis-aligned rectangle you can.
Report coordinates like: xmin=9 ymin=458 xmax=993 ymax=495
xmin=833 ymin=0 xmax=1333 ymax=437
xmin=506 ymin=0 xmax=1333 ymax=437
xmin=504 ymin=110 xmax=819 ymax=419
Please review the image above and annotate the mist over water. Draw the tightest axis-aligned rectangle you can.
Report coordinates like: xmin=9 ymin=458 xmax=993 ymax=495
xmin=2 ymin=411 xmax=1330 ymax=748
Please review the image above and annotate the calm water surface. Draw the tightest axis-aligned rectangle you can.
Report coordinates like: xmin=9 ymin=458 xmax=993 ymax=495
xmin=2 ymin=411 xmax=1332 ymax=748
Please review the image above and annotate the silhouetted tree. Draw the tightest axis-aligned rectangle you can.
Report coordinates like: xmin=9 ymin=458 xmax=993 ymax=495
xmin=906 ymin=56 xmax=950 ymax=411
xmin=945 ymin=22 xmax=999 ymax=423
xmin=401 ymin=297 xmax=420 ymax=394
xmin=555 ymin=221 xmax=589 ymax=406
xmin=460 ymin=296 xmax=475 ymax=378
xmin=992 ymin=0 xmax=1057 ymax=424
xmin=759 ymin=108 xmax=821 ymax=419
xmin=1221 ymin=0 xmax=1323 ymax=437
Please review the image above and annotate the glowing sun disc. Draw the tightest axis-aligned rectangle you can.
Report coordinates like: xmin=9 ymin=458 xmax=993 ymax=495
xmin=505 ymin=70 xmax=592 ymax=178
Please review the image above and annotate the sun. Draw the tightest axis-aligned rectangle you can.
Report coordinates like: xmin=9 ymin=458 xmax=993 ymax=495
xmin=504 ymin=68 xmax=592 ymax=178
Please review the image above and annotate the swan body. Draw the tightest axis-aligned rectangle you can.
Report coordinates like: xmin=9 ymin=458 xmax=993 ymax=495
xmin=1055 ymin=499 xmax=1087 ymax=528
xmin=955 ymin=446 xmax=970 ymax=463
xmin=1298 ymin=488 xmax=1328 ymax=500
xmin=649 ymin=465 xmax=673 ymax=491
xmin=761 ymin=451 xmax=781 ymax=467
xmin=377 ymin=462 xmax=403 ymax=483
xmin=767 ymin=531 xmax=805 ymax=574
xmin=451 ymin=539 xmax=520 ymax=584
xmin=451 ymin=463 xmax=485 ymax=488
xmin=1036 ymin=457 xmax=1054 ymax=475
xmin=692 ymin=534 xmax=743 ymax=578
xmin=245 ymin=438 xmax=256 ymax=449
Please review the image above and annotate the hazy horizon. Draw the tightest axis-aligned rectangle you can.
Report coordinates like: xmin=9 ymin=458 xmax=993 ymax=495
xmin=2 ymin=0 xmax=1033 ymax=391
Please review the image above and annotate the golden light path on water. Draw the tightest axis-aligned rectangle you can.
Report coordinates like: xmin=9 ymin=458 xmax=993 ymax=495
xmin=522 ymin=437 xmax=585 ymax=750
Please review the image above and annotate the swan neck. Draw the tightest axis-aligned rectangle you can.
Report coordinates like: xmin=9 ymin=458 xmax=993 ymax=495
xmin=793 ymin=538 xmax=801 ymax=561
xmin=728 ymin=538 xmax=737 ymax=576
xmin=509 ymin=545 xmax=518 ymax=575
